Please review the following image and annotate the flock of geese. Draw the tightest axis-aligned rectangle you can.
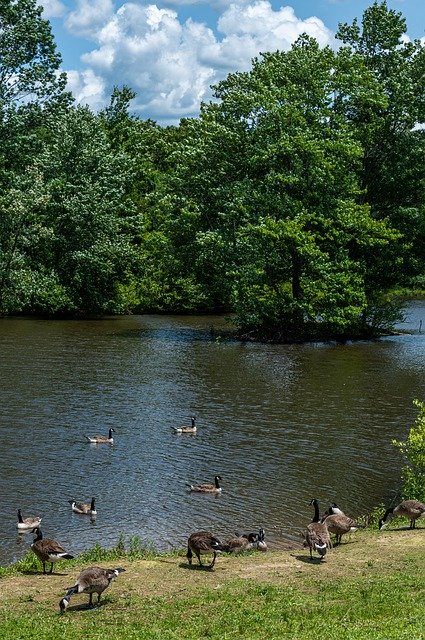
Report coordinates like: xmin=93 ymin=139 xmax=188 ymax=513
xmin=14 ymin=418 xmax=425 ymax=613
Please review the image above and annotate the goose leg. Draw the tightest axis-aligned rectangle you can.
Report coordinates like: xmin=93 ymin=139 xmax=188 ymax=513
xmin=209 ymin=552 xmax=217 ymax=568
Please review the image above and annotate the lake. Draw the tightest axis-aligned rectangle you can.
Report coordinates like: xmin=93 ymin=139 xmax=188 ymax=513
xmin=1 ymin=302 xmax=425 ymax=565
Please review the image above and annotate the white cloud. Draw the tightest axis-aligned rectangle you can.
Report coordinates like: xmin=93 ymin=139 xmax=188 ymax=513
xmin=66 ymin=0 xmax=114 ymax=37
xmin=38 ymin=0 xmax=66 ymax=18
xmin=60 ymin=2 xmax=334 ymax=124
xmin=66 ymin=68 xmax=106 ymax=112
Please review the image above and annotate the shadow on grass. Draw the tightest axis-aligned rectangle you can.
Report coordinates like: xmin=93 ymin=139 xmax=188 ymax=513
xmin=292 ymin=554 xmax=330 ymax=564
xmin=178 ymin=562 xmax=215 ymax=571
xmin=59 ymin=600 xmax=109 ymax=614
xmin=19 ymin=569 xmax=71 ymax=576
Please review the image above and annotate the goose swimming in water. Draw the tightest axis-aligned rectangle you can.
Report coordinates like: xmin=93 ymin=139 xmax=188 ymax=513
xmin=84 ymin=428 xmax=115 ymax=444
xmin=68 ymin=497 xmax=97 ymax=515
xmin=172 ymin=416 xmax=197 ymax=434
xmin=188 ymin=475 xmax=222 ymax=493
xmin=17 ymin=509 xmax=42 ymax=532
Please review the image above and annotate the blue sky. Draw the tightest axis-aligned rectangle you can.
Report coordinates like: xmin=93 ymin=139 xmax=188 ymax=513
xmin=39 ymin=1 xmax=425 ymax=124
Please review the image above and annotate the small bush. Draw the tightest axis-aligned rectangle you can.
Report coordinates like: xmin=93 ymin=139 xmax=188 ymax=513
xmin=392 ymin=399 xmax=425 ymax=501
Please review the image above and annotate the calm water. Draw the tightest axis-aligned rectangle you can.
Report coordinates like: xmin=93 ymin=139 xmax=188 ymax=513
xmin=1 ymin=304 xmax=425 ymax=566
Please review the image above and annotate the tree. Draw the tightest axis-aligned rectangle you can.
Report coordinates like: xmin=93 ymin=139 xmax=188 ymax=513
xmin=0 ymin=0 xmax=67 ymax=108
xmin=164 ymin=35 xmax=398 ymax=338
xmin=0 ymin=0 xmax=71 ymax=313
xmin=335 ymin=1 xmax=425 ymax=290
xmin=392 ymin=400 xmax=425 ymax=502
xmin=36 ymin=105 xmax=140 ymax=314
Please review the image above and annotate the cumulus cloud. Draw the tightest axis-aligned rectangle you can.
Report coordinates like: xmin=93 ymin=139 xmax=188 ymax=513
xmin=38 ymin=0 xmax=66 ymax=18
xmin=59 ymin=1 xmax=334 ymax=123
xmin=66 ymin=0 xmax=115 ymax=37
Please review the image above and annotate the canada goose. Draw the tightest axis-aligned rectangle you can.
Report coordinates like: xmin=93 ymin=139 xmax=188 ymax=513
xmin=221 ymin=532 xmax=258 ymax=553
xmin=84 ymin=428 xmax=115 ymax=444
xmin=68 ymin=497 xmax=97 ymax=515
xmin=257 ymin=527 xmax=268 ymax=552
xmin=188 ymin=475 xmax=222 ymax=493
xmin=304 ymin=498 xmax=332 ymax=560
xmin=30 ymin=527 xmax=74 ymax=574
xmin=379 ymin=499 xmax=425 ymax=530
xmin=186 ymin=531 xmax=224 ymax=568
xmin=323 ymin=505 xmax=365 ymax=544
xmin=172 ymin=416 xmax=197 ymax=434
xmin=17 ymin=509 xmax=42 ymax=531
xmin=59 ymin=566 xmax=126 ymax=613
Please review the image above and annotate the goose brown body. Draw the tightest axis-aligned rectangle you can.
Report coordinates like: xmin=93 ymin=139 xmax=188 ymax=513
xmin=59 ymin=566 xmax=126 ymax=612
xmin=68 ymin=497 xmax=96 ymax=515
xmin=17 ymin=509 xmax=42 ymax=531
xmin=323 ymin=506 xmax=364 ymax=544
xmin=221 ymin=532 xmax=258 ymax=553
xmin=188 ymin=475 xmax=222 ymax=493
xmin=304 ymin=499 xmax=332 ymax=560
xmin=30 ymin=528 xmax=74 ymax=574
xmin=172 ymin=416 xmax=197 ymax=433
xmin=379 ymin=499 xmax=425 ymax=530
xmin=84 ymin=428 xmax=115 ymax=444
xmin=186 ymin=531 xmax=224 ymax=568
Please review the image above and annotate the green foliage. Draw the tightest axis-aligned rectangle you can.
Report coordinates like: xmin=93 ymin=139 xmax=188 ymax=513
xmin=392 ymin=400 xmax=425 ymax=501
xmin=0 ymin=0 xmax=424 ymax=338
xmin=0 ymin=0 xmax=67 ymax=108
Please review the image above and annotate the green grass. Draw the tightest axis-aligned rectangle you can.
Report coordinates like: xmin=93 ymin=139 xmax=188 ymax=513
xmin=0 ymin=530 xmax=424 ymax=639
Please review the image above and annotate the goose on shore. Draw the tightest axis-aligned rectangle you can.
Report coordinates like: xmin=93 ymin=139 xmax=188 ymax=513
xmin=68 ymin=497 xmax=97 ymax=515
xmin=186 ymin=531 xmax=224 ymax=568
xmin=379 ymin=499 xmax=425 ymax=530
xmin=323 ymin=505 xmax=365 ymax=544
xmin=84 ymin=428 xmax=115 ymax=444
xmin=221 ymin=532 xmax=258 ymax=553
xmin=257 ymin=527 xmax=268 ymax=552
xmin=188 ymin=475 xmax=222 ymax=493
xmin=304 ymin=499 xmax=332 ymax=560
xmin=30 ymin=527 xmax=74 ymax=574
xmin=17 ymin=509 xmax=42 ymax=532
xmin=59 ymin=566 xmax=126 ymax=613
xmin=172 ymin=416 xmax=197 ymax=434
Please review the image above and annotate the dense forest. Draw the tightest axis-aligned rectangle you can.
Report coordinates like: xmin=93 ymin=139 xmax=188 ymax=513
xmin=0 ymin=0 xmax=424 ymax=341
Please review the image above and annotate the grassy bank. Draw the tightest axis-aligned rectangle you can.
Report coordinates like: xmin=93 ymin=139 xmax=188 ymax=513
xmin=0 ymin=529 xmax=424 ymax=639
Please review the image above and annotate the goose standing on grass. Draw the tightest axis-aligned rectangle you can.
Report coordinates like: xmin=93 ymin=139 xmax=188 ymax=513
xmin=186 ymin=531 xmax=224 ymax=568
xmin=188 ymin=475 xmax=222 ymax=493
xmin=59 ymin=566 xmax=126 ymax=613
xmin=379 ymin=499 xmax=425 ymax=530
xmin=304 ymin=498 xmax=332 ymax=560
xmin=221 ymin=532 xmax=258 ymax=553
xmin=323 ymin=504 xmax=365 ymax=545
xmin=84 ymin=428 xmax=115 ymax=444
xmin=172 ymin=416 xmax=197 ymax=434
xmin=30 ymin=527 xmax=74 ymax=574
xmin=17 ymin=509 xmax=42 ymax=532
xmin=68 ymin=497 xmax=97 ymax=515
